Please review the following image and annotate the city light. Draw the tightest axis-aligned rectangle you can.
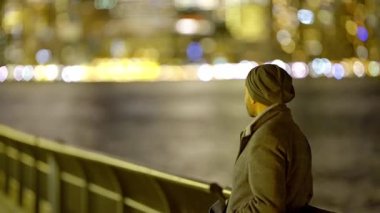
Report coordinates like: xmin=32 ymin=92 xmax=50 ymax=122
xmin=197 ymin=64 xmax=213 ymax=81
xmin=317 ymin=10 xmax=334 ymax=26
xmin=291 ymin=62 xmax=309 ymax=79
xmin=0 ymin=57 xmax=378 ymax=83
xmin=297 ymin=9 xmax=314 ymax=25
xmin=0 ymin=1 xmax=379 ymax=83
xmin=213 ymin=63 xmax=235 ymax=80
xmin=186 ymin=42 xmax=204 ymax=62
xmin=310 ymin=58 xmax=332 ymax=77
xmin=0 ymin=66 xmax=8 ymax=82
xmin=175 ymin=19 xmax=214 ymax=35
xmin=62 ymin=66 xmax=86 ymax=83
xmin=357 ymin=26 xmax=369 ymax=42
xmin=305 ymin=40 xmax=323 ymax=56
xmin=94 ymin=0 xmax=117 ymax=10
xmin=345 ymin=20 xmax=357 ymax=36
xmin=368 ymin=61 xmax=380 ymax=77
xmin=175 ymin=19 xmax=199 ymax=35
xmin=270 ymin=59 xmax=291 ymax=74
xmin=276 ymin=30 xmax=292 ymax=46
xmin=353 ymin=61 xmax=365 ymax=78
xmin=332 ymin=63 xmax=345 ymax=80
xmin=34 ymin=65 xmax=60 ymax=81
xmin=13 ymin=65 xmax=24 ymax=81
xmin=237 ymin=60 xmax=258 ymax=79
xmin=45 ymin=65 xmax=60 ymax=81
xmin=22 ymin=65 xmax=34 ymax=81
xmin=356 ymin=45 xmax=368 ymax=59
xmin=35 ymin=49 xmax=52 ymax=64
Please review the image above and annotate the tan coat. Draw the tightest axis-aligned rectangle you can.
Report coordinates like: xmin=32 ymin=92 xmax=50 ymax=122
xmin=227 ymin=104 xmax=313 ymax=213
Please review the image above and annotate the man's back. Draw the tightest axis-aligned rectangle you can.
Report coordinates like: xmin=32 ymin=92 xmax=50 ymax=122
xmin=227 ymin=104 xmax=313 ymax=213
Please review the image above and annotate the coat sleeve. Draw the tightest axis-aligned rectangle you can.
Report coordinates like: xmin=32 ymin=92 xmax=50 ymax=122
xmin=234 ymin=135 xmax=287 ymax=213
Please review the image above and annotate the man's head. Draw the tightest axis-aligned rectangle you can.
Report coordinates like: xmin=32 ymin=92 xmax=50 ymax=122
xmin=244 ymin=64 xmax=295 ymax=117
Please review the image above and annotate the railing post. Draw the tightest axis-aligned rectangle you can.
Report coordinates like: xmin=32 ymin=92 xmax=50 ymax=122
xmin=0 ymin=141 xmax=6 ymax=193
xmin=6 ymin=145 xmax=21 ymax=206
xmin=47 ymin=153 xmax=60 ymax=213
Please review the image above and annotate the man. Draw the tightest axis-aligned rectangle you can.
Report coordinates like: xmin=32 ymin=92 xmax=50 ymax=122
xmin=227 ymin=64 xmax=313 ymax=212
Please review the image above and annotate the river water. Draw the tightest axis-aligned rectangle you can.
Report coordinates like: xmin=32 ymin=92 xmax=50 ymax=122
xmin=0 ymin=78 xmax=379 ymax=212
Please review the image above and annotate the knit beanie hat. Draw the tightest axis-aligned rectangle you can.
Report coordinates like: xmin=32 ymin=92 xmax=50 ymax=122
xmin=245 ymin=64 xmax=295 ymax=105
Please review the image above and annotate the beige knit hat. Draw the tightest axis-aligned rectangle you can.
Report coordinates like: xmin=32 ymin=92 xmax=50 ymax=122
xmin=245 ymin=64 xmax=295 ymax=105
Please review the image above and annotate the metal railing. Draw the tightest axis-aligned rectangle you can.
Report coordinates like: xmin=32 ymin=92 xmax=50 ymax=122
xmin=0 ymin=124 xmax=230 ymax=213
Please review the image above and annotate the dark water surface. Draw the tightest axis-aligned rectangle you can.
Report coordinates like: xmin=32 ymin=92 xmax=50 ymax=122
xmin=0 ymin=78 xmax=379 ymax=212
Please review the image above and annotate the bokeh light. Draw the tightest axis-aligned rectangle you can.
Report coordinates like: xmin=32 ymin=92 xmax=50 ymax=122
xmin=305 ymin=40 xmax=323 ymax=56
xmin=62 ymin=66 xmax=86 ymax=82
xmin=317 ymin=10 xmax=333 ymax=26
xmin=340 ymin=60 xmax=352 ymax=77
xmin=0 ymin=66 xmax=8 ymax=82
xmin=271 ymin=59 xmax=291 ymax=74
xmin=366 ymin=14 xmax=378 ymax=28
xmin=186 ymin=42 xmax=204 ymax=62
xmin=35 ymin=49 xmax=52 ymax=64
xmin=345 ymin=20 xmax=357 ymax=36
xmin=311 ymin=58 xmax=332 ymax=77
xmin=13 ymin=65 xmax=24 ymax=81
xmin=237 ymin=60 xmax=258 ymax=79
xmin=356 ymin=45 xmax=368 ymax=59
xmin=94 ymin=0 xmax=117 ymax=9
xmin=22 ymin=65 xmax=34 ymax=81
xmin=357 ymin=26 xmax=369 ymax=42
xmin=276 ymin=30 xmax=292 ymax=45
xmin=45 ymin=65 xmax=60 ymax=81
xmin=368 ymin=61 xmax=380 ymax=77
xmin=175 ymin=19 xmax=213 ymax=35
xmin=291 ymin=62 xmax=309 ymax=79
xmin=110 ymin=40 xmax=127 ymax=58
xmin=332 ymin=63 xmax=345 ymax=80
xmin=213 ymin=63 xmax=235 ymax=80
xmin=197 ymin=64 xmax=213 ymax=81
xmin=5 ymin=45 xmax=24 ymax=63
xmin=297 ymin=9 xmax=314 ymax=25
xmin=176 ymin=19 xmax=199 ymax=35
xmin=353 ymin=61 xmax=365 ymax=77
xmin=281 ymin=40 xmax=296 ymax=54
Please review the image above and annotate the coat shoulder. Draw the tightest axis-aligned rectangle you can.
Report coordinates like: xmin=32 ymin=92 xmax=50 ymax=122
xmin=251 ymin=112 xmax=296 ymax=149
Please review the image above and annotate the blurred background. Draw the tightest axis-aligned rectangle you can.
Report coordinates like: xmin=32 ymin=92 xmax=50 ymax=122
xmin=0 ymin=0 xmax=380 ymax=212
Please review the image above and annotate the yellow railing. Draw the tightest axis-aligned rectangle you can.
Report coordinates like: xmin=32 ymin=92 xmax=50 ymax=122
xmin=0 ymin=124 xmax=230 ymax=213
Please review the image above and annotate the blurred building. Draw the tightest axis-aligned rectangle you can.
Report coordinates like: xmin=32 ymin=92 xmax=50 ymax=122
xmin=0 ymin=0 xmax=379 ymax=65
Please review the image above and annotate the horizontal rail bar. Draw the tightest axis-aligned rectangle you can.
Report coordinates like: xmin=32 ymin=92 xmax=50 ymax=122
xmin=0 ymin=124 xmax=214 ymax=192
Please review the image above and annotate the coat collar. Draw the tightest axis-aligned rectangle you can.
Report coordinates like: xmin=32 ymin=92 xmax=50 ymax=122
xmin=242 ymin=103 xmax=281 ymax=137
xmin=236 ymin=103 xmax=289 ymax=160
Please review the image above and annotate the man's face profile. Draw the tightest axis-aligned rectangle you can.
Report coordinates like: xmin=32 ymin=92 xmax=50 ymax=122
xmin=244 ymin=87 xmax=257 ymax=117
